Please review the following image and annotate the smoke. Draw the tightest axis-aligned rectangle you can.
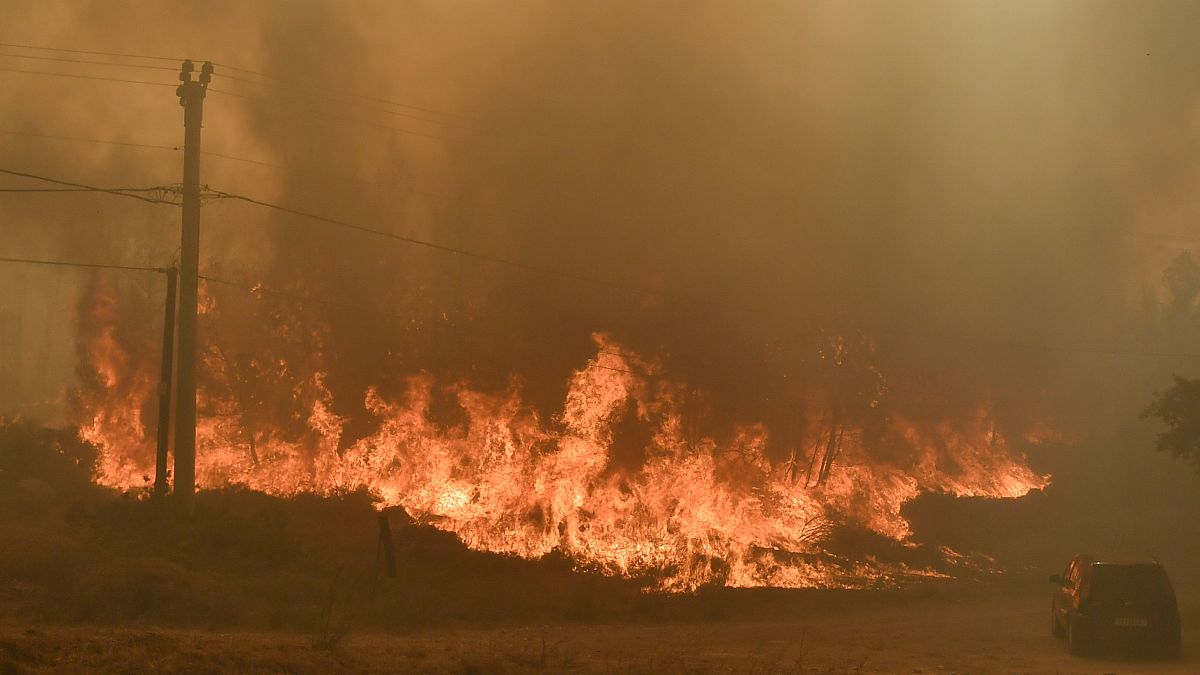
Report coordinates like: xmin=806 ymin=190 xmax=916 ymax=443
xmin=4 ymin=1 xmax=1200 ymax=471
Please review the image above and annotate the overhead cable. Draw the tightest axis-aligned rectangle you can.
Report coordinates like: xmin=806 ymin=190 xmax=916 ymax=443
xmin=0 ymin=255 xmax=167 ymax=274
xmin=0 ymin=167 xmax=178 ymax=205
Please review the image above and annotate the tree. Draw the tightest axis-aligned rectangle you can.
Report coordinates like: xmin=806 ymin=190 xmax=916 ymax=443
xmin=1162 ymin=251 xmax=1200 ymax=318
xmin=1142 ymin=376 xmax=1200 ymax=472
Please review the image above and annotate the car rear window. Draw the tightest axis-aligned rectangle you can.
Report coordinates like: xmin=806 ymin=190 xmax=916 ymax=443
xmin=1088 ymin=564 xmax=1172 ymax=601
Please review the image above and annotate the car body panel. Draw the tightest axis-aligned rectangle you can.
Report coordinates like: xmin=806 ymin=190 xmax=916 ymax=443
xmin=1050 ymin=555 xmax=1181 ymax=657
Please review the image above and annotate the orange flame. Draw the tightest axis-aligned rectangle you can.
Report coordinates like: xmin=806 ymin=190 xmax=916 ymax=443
xmin=75 ymin=304 xmax=1049 ymax=590
xmin=75 ymin=277 xmax=157 ymax=488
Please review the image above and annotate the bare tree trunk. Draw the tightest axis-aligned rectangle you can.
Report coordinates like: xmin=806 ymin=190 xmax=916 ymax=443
xmin=816 ymin=407 xmax=842 ymax=486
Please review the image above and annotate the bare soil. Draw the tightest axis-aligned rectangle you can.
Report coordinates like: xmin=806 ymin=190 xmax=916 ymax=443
xmin=1 ymin=583 xmax=1194 ymax=674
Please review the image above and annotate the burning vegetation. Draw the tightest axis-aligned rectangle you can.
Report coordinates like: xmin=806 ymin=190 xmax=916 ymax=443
xmin=72 ymin=274 xmax=1048 ymax=592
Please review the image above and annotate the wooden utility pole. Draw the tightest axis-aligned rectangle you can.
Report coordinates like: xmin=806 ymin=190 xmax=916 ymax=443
xmin=173 ymin=60 xmax=212 ymax=508
xmin=154 ymin=266 xmax=178 ymax=498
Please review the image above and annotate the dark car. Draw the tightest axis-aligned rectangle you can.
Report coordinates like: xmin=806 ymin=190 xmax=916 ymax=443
xmin=1050 ymin=555 xmax=1181 ymax=657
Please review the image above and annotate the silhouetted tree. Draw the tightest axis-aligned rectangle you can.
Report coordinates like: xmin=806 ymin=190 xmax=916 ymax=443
xmin=1162 ymin=251 xmax=1200 ymax=319
xmin=804 ymin=333 xmax=887 ymax=486
xmin=1140 ymin=251 xmax=1200 ymax=473
xmin=1143 ymin=376 xmax=1200 ymax=472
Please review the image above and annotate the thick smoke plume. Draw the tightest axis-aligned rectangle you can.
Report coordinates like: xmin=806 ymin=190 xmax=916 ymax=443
xmin=4 ymin=1 xmax=1200 ymax=581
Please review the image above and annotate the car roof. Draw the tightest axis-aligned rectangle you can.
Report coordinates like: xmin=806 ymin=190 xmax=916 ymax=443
xmin=1090 ymin=558 xmax=1161 ymax=567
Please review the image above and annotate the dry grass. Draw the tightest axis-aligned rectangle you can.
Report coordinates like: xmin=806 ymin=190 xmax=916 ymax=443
xmin=0 ymin=587 xmax=1195 ymax=674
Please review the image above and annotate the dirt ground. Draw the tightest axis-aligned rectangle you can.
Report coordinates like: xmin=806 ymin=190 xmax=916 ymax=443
xmin=0 ymin=582 xmax=1195 ymax=674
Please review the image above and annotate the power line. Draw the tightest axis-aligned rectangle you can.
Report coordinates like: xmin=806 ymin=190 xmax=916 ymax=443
xmin=0 ymin=167 xmax=178 ymax=205
xmin=0 ymin=129 xmax=303 ymax=190
xmin=0 ymin=66 xmax=172 ymax=88
xmin=0 ymin=40 xmax=466 ymax=122
xmin=198 ymin=151 xmax=452 ymax=200
xmin=207 ymin=187 xmax=647 ymax=296
xmin=204 ymin=188 xmax=1200 ymax=363
xmin=0 ymin=128 xmax=179 ymax=152
xmin=211 ymin=73 xmax=462 ymax=127
xmin=0 ymin=51 xmax=178 ymax=72
xmin=0 ymin=255 xmax=167 ymax=274
xmin=206 ymin=87 xmax=455 ymax=142
xmin=1 ymin=167 xmax=1190 ymax=367
xmin=0 ymin=128 xmax=287 ymax=171
xmin=5 ymin=159 xmax=1185 ymax=365
xmin=11 ymin=129 xmax=1195 ymax=249
xmin=0 ymin=129 xmax=463 ymax=222
xmin=2 ymin=64 xmax=459 ymax=145
xmin=203 ymin=65 xmax=468 ymax=122
xmin=1 ymin=127 xmax=454 ymax=198
xmin=197 ymin=149 xmax=445 ymax=195
xmin=5 ymin=254 xmax=1191 ymax=377
xmin=0 ymin=186 xmax=165 ymax=193
xmin=0 ymin=40 xmax=180 ymax=63
xmin=203 ymin=150 xmax=274 ymax=167
xmin=7 ymin=254 xmax=1188 ymax=373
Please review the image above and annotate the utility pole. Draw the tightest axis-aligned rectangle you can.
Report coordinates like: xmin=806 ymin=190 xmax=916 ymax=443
xmin=173 ymin=59 xmax=212 ymax=509
xmin=154 ymin=266 xmax=178 ymax=498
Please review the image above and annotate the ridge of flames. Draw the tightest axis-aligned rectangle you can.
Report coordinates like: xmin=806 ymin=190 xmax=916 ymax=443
xmin=74 ymin=283 xmax=1049 ymax=591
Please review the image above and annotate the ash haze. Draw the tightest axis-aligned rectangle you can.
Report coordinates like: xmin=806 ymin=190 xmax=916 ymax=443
xmin=1 ymin=1 xmax=1196 ymax=421
xmin=1 ymin=2 xmax=1200 ymax=671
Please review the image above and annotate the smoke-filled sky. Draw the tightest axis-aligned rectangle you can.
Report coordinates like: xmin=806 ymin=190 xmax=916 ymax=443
xmin=2 ymin=0 xmax=1200 ymax=449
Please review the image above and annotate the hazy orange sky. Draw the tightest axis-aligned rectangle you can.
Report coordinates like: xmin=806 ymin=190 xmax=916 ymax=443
xmin=3 ymin=1 xmax=1199 ymax=430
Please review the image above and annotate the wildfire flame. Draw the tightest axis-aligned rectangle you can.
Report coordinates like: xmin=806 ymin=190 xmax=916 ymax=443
xmin=73 ymin=279 xmax=1049 ymax=591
